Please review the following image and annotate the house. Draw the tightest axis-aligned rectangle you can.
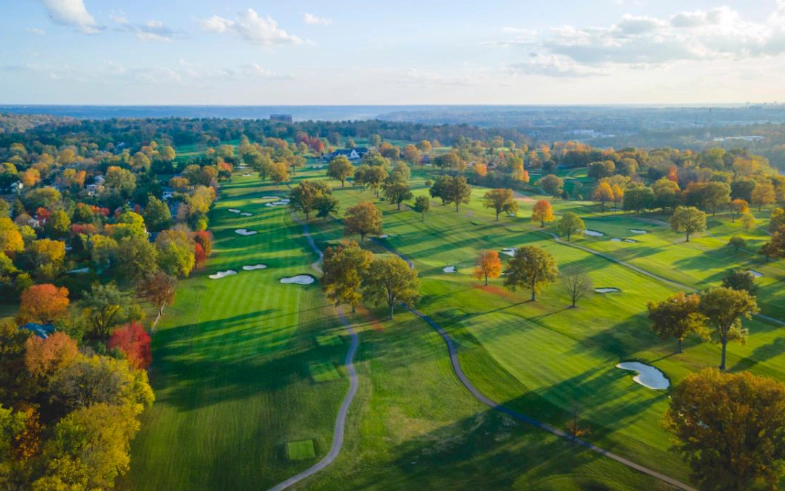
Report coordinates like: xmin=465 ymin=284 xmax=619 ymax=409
xmin=19 ymin=322 xmax=55 ymax=339
xmin=270 ymin=114 xmax=293 ymax=123
xmin=325 ymin=147 xmax=369 ymax=162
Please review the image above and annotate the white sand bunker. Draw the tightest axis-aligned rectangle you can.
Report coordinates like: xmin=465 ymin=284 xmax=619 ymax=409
xmin=228 ymin=208 xmax=241 ymax=213
xmin=612 ymin=238 xmax=637 ymax=243
xmin=235 ymin=229 xmax=258 ymax=236
xmin=616 ymin=362 xmax=670 ymax=390
xmin=611 ymin=238 xmax=622 ymax=242
xmin=443 ymin=266 xmax=456 ymax=273
xmin=265 ymin=199 xmax=290 ymax=207
xmin=281 ymin=275 xmax=315 ymax=285
xmin=241 ymin=212 xmax=253 ymax=217
xmin=261 ymin=196 xmax=282 ymax=200
xmin=210 ymin=270 xmax=237 ymax=279
xmin=595 ymin=287 xmax=620 ymax=293
xmin=630 ymin=229 xmax=648 ymax=234
xmin=623 ymin=239 xmax=637 ymax=243
xmin=501 ymin=248 xmax=517 ymax=257
xmin=584 ymin=230 xmax=604 ymax=237
xmin=243 ymin=264 xmax=268 ymax=271
xmin=747 ymin=270 xmax=763 ymax=278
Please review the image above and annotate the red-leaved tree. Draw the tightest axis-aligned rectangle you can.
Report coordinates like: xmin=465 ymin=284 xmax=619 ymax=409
xmin=108 ymin=321 xmax=152 ymax=369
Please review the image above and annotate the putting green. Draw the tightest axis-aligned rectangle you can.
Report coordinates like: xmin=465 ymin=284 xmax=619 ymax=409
xmin=287 ymin=440 xmax=317 ymax=461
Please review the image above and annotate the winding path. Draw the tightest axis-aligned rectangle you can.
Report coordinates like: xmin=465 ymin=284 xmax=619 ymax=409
xmin=267 ymin=213 xmax=360 ymax=491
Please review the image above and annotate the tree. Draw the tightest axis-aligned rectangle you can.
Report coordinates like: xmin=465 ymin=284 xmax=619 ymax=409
xmin=321 ymin=241 xmax=373 ymax=311
xmin=364 ymin=166 xmax=388 ymax=197
xmin=25 ymin=332 xmax=78 ymax=379
xmin=474 ymin=250 xmax=502 ymax=286
xmin=740 ymin=212 xmax=756 ymax=232
xmin=729 ymin=199 xmax=748 ymax=222
xmin=155 ymin=230 xmax=195 ymax=278
xmin=413 ymin=196 xmax=430 ymax=222
xmin=416 ymin=140 xmax=432 ymax=153
xmin=504 ymin=245 xmax=559 ymax=301
xmin=537 ymin=174 xmax=564 ymax=197
xmin=402 ymin=144 xmax=421 ymax=165
xmin=289 ymin=180 xmax=329 ymax=220
xmin=429 ymin=175 xmax=452 ymax=205
xmin=326 ymin=156 xmax=354 ymax=187
xmin=700 ymin=287 xmax=759 ymax=370
xmin=28 ymin=239 xmax=66 ymax=280
xmin=483 ymin=189 xmax=517 ymax=221
xmin=45 ymin=210 xmax=70 ymax=239
xmin=728 ymin=236 xmax=746 ymax=253
xmin=445 ymin=176 xmax=472 ymax=211
xmin=315 ymin=194 xmax=340 ymax=220
xmin=704 ymin=181 xmax=732 ymax=215
xmin=653 ymin=177 xmax=681 ymax=211
xmin=531 ymin=200 xmax=555 ymax=227
xmin=751 ymin=181 xmax=776 ymax=211
xmin=143 ymin=196 xmax=171 ymax=232
xmin=722 ymin=269 xmax=758 ymax=295
xmin=138 ymin=272 xmax=177 ymax=328
xmin=665 ymin=368 xmax=785 ymax=490
xmin=670 ymin=206 xmax=706 ymax=242
xmin=562 ymin=267 xmax=592 ymax=308
xmin=622 ymin=185 xmax=655 ymax=214
xmin=344 ymin=202 xmax=382 ymax=243
xmin=108 ymin=322 xmax=152 ymax=369
xmin=556 ymin=212 xmax=585 ymax=241
xmin=363 ymin=256 xmax=420 ymax=320
xmin=269 ymin=162 xmax=290 ymax=186
xmin=81 ymin=283 xmax=128 ymax=339
xmin=588 ymin=160 xmax=615 ymax=180
xmin=19 ymin=284 xmax=69 ymax=324
xmin=382 ymin=177 xmax=413 ymax=210
xmin=770 ymin=208 xmax=785 ymax=233
xmin=116 ymin=235 xmax=158 ymax=284
xmin=592 ymin=182 xmax=614 ymax=212
xmin=647 ymin=292 xmax=706 ymax=353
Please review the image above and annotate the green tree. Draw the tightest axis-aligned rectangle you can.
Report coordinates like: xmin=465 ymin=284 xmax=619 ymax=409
xmin=45 ymin=210 xmax=70 ymax=239
xmin=665 ymin=368 xmax=785 ymax=490
xmin=556 ymin=212 xmax=585 ymax=241
xmin=670 ymin=206 xmax=706 ymax=242
xmin=382 ymin=177 xmax=413 ymax=210
xmin=413 ymin=196 xmax=430 ymax=222
xmin=289 ymin=180 xmax=329 ymax=220
xmin=740 ymin=212 xmax=756 ymax=232
xmin=363 ymin=256 xmax=420 ymax=319
xmin=728 ymin=236 xmax=746 ymax=253
xmin=700 ymin=287 xmax=759 ymax=370
xmin=326 ymin=156 xmax=354 ymax=187
xmin=321 ymin=241 xmax=373 ymax=311
xmin=647 ymin=292 xmax=707 ymax=353
xmin=315 ymin=194 xmax=340 ymax=220
xmin=343 ymin=202 xmax=382 ymax=243
xmin=721 ymin=269 xmax=758 ymax=296
xmin=622 ymin=184 xmax=655 ymax=214
xmin=143 ymin=196 xmax=171 ymax=232
xmin=80 ymin=283 xmax=128 ymax=339
xmin=482 ymin=189 xmax=517 ymax=221
xmin=155 ymin=230 xmax=195 ymax=278
xmin=562 ymin=266 xmax=592 ymax=308
xmin=116 ymin=236 xmax=158 ymax=284
xmin=445 ymin=176 xmax=472 ymax=212
xmin=504 ymin=245 xmax=559 ymax=301
xmin=537 ymin=174 xmax=564 ymax=197
xmin=429 ymin=175 xmax=452 ymax=205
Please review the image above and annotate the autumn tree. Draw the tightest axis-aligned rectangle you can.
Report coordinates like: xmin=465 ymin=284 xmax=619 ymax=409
xmin=138 ymin=272 xmax=177 ymax=328
xmin=751 ymin=181 xmax=776 ymax=211
xmin=289 ymin=180 xmax=330 ymax=220
xmin=321 ymin=241 xmax=373 ymax=311
xmin=592 ymin=182 xmax=614 ymax=212
xmin=413 ymin=195 xmax=430 ymax=222
xmin=382 ymin=176 xmax=413 ymax=210
xmin=722 ymin=269 xmax=758 ymax=296
xmin=647 ymin=292 xmax=707 ymax=353
xmin=504 ymin=245 xmax=559 ymax=301
xmin=729 ymin=199 xmax=748 ymax=222
xmin=562 ymin=266 xmax=592 ymax=308
xmin=670 ymin=206 xmax=706 ymax=242
xmin=155 ymin=230 xmax=195 ymax=278
xmin=531 ymin=200 xmax=555 ymax=227
xmin=740 ymin=212 xmax=756 ymax=232
xmin=537 ymin=174 xmax=564 ymax=197
xmin=445 ymin=176 xmax=472 ymax=211
xmin=315 ymin=194 xmax=340 ymax=220
xmin=665 ymin=369 xmax=785 ymax=490
xmin=19 ymin=284 xmax=69 ymax=324
xmin=269 ymin=162 xmax=290 ymax=186
xmin=700 ymin=287 xmax=759 ymax=370
xmin=25 ymin=332 xmax=78 ymax=379
xmin=108 ymin=322 xmax=152 ymax=369
xmin=143 ymin=196 xmax=171 ymax=232
xmin=556 ymin=212 xmax=585 ymax=241
xmin=429 ymin=175 xmax=452 ymax=205
xmin=116 ymin=235 xmax=158 ymax=284
xmin=728 ymin=236 xmax=746 ymax=253
xmin=363 ymin=256 xmax=420 ymax=320
xmin=474 ymin=250 xmax=502 ymax=286
xmin=483 ymin=189 xmax=517 ymax=221
xmin=28 ymin=239 xmax=66 ymax=280
xmin=402 ymin=144 xmax=421 ymax=166
xmin=327 ymin=156 xmax=354 ymax=187
xmin=344 ymin=202 xmax=383 ymax=243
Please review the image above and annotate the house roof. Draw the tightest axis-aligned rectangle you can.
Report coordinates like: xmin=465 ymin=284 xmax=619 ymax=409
xmin=19 ymin=322 xmax=56 ymax=339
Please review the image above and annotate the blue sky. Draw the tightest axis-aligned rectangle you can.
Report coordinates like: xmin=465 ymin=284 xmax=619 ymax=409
xmin=2 ymin=0 xmax=784 ymax=104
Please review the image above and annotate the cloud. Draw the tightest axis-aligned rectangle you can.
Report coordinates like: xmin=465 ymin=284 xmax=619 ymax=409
xmin=27 ymin=28 xmax=46 ymax=35
xmin=35 ymin=0 xmax=98 ymax=34
xmin=303 ymin=13 xmax=332 ymax=26
xmin=243 ymin=62 xmax=294 ymax=80
xmin=492 ymin=4 xmax=785 ymax=77
xmin=200 ymin=9 xmax=304 ymax=47
xmin=110 ymin=13 xmax=179 ymax=42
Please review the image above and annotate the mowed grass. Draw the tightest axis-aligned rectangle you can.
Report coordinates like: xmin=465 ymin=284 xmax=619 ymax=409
xmin=287 ymin=440 xmax=317 ymax=461
xmin=122 ymin=177 xmax=352 ymax=491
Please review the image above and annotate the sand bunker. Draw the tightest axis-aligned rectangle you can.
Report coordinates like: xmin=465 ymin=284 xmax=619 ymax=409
xmin=209 ymin=270 xmax=237 ymax=279
xmin=243 ymin=264 xmax=267 ymax=271
xmin=584 ymin=230 xmax=604 ymax=237
xmin=443 ymin=266 xmax=456 ymax=273
xmin=281 ymin=275 xmax=316 ymax=285
xmin=68 ymin=267 xmax=90 ymax=274
xmin=228 ymin=208 xmax=241 ymax=213
xmin=595 ymin=287 xmax=620 ymax=293
xmin=747 ymin=270 xmax=763 ymax=278
xmin=235 ymin=229 xmax=258 ymax=236
xmin=611 ymin=238 xmax=622 ymax=242
xmin=611 ymin=238 xmax=637 ymax=243
xmin=616 ymin=362 xmax=670 ymax=390
xmin=265 ymin=199 xmax=290 ymax=207
xmin=501 ymin=248 xmax=517 ymax=257
xmin=261 ymin=196 xmax=282 ymax=200
xmin=623 ymin=239 xmax=637 ymax=243
xmin=241 ymin=212 xmax=253 ymax=216
xmin=630 ymin=229 xmax=648 ymax=234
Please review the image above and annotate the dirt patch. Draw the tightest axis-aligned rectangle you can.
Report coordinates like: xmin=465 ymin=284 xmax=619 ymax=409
xmin=356 ymin=305 xmax=385 ymax=332
xmin=474 ymin=284 xmax=516 ymax=299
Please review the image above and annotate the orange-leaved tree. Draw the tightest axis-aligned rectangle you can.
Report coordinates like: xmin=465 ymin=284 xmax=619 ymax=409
xmin=474 ymin=250 xmax=502 ymax=286
xmin=531 ymin=200 xmax=554 ymax=227
xmin=19 ymin=284 xmax=70 ymax=324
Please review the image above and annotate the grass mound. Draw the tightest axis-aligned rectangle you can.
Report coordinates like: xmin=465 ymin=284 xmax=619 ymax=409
xmin=286 ymin=440 xmax=316 ymax=461
xmin=309 ymin=361 xmax=341 ymax=382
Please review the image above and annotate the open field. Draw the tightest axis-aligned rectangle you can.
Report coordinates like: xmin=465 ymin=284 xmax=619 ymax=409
xmin=126 ymin=163 xmax=785 ymax=491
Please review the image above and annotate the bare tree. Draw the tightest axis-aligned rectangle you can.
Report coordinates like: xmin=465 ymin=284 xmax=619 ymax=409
xmin=562 ymin=267 xmax=592 ymax=308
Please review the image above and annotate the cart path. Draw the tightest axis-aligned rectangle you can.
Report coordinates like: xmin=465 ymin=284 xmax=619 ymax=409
xmin=267 ymin=213 xmax=360 ymax=491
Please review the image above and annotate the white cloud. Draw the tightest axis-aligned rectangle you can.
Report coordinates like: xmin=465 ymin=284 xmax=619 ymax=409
xmin=109 ymin=10 xmax=128 ymax=25
xmin=303 ymin=13 xmax=332 ymax=26
xmin=200 ymin=9 xmax=304 ymax=47
xmin=26 ymin=28 xmax=46 ymax=35
xmin=110 ymin=14 xmax=179 ymax=42
xmin=506 ymin=53 xmax=602 ymax=78
xmin=35 ymin=0 xmax=98 ymax=34
xmin=243 ymin=62 xmax=294 ymax=80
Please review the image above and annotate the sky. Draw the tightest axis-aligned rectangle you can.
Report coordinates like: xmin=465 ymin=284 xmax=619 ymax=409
xmin=2 ymin=0 xmax=785 ymax=105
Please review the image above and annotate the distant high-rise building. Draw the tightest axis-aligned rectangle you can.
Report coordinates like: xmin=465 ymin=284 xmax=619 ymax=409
xmin=270 ymin=114 xmax=293 ymax=123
